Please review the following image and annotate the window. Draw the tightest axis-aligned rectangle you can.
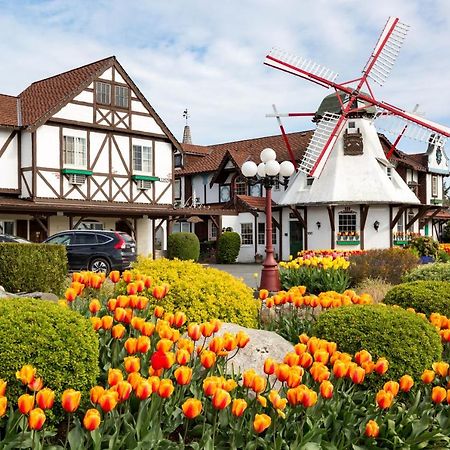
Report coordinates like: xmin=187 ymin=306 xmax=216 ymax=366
xmin=234 ymin=176 xmax=247 ymax=195
xmin=96 ymin=82 xmax=111 ymax=105
xmin=76 ymin=221 xmax=103 ymax=230
xmin=46 ymin=233 xmax=73 ymax=245
xmin=173 ymin=222 xmax=190 ymax=233
xmin=132 ymin=145 xmax=152 ymax=173
xmin=249 ymin=183 xmax=261 ymax=197
xmin=338 ymin=210 xmax=357 ymax=234
xmin=240 ymin=223 xmax=253 ymax=245
xmin=209 ymin=222 xmax=218 ymax=241
xmin=0 ymin=221 xmax=14 ymax=235
xmin=63 ymin=136 xmax=87 ymax=167
xmin=174 ymin=179 xmax=181 ymax=200
xmin=115 ymin=86 xmax=129 ymax=108
xmin=258 ymin=222 xmax=277 ymax=245
xmin=396 ymin=213 xmax=404 ymax=233
xmin=387 ymin=167 xmax=392 ymax=180
xmin=306 ymin=177 xmax=315 ymax=186
xmin=174 ymin=153 xmax=183 ymax=168
xmin=219 ymin=185 xmax=231 ymax=202
xmin=432 ymin=175 xmax=438 ymax=197
xmin=73 ymin=233 xmax=99 ymax=245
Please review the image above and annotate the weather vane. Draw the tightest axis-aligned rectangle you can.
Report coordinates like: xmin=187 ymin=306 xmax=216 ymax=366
xmin=183 ymin=109 xmax=190 ymax=125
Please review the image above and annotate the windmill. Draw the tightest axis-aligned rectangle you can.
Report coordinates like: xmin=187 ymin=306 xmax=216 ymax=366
xmin=264 ymin=17 xmax=450 ymax=178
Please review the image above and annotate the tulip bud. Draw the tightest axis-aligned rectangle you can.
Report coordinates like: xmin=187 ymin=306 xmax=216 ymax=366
xmin=61 ymin=389 xmax=81 ymax=413
xmin=108 ymin=368 xmax=124 ymax=387
xmin=432 ymin=386 xmax=447 ymax=404
xmin=18 ymin=394 xmax=35 ymax=414
xmin=212 ymin=388 xmax=231 ymax=410
xmin=0 ymin=397 xmax=7 ymax=417
xmin=36 ymin=388 xmax=55 ymax=410
xmin=182 ymin=398 xmax=202 ymax=419
xmin=399 ymin=375 xmax=414 ymax=393
xmin=98 ymin=391 xmax=119 ymax=413
xmin=365 ymin=419 xmax=379 ymax=438
xmin=157 ymin=379 xmax=174 ymax=398
xmin=16 ymin=365 xmax=36 ymax=386
xmin=83 ymin=409 xmax=101 ymax=431
xmin=253 ymin=413 xmax=271 ymax=433
xmin=174 ymin=366 xmax=193 ymax=386
xmin=28 ymin=408 xmax=46 ymax=430
xmin=124 ymin=356 xmax=141 ymax=374
xmin=90 ymin=386 xmax=105 ymax=404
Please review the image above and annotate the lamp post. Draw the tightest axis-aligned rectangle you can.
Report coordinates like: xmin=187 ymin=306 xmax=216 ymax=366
xmin=242 ymin=148 xmax=295 ymax=292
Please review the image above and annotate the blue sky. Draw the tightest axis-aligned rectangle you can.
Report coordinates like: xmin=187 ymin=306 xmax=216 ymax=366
xmin=1 ymin=0 xmax=450 ymax=155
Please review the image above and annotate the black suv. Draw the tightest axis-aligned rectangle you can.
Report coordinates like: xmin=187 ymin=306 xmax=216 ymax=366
xmin=44 ymin=230 xmax=136 ymax=273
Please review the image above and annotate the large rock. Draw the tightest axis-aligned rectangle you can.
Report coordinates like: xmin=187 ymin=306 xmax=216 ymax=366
xmin=207 ymin=323 xmax=294 ymax=377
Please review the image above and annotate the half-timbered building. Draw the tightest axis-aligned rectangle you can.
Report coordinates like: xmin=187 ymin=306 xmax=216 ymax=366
xmin=0 ymin=56 xmax=186 ymax=255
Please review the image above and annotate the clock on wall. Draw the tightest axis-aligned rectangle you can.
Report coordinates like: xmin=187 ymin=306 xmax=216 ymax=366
xmin=436 ymin=148 xmax=443 ymax=165
xmin=343 ymin=129 xmax=363 ymax=155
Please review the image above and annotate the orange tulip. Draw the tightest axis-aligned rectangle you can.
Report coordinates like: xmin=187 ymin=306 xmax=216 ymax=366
xmin=355 ymin=350 xmax=372 ymax=366
xmin=110 ymin=324 xmax=125 ymax=340
xmin=154 ymin=306 xmax=164 ymax=318
xmin=16 ymin=365 xmax=36 ymax=385
xmin=83 ymin=409 xmax=101 ymax=431
xmin=253 ymin=413 xmax=271 ymax=433
xmin=139 ymin=322 xmax=154 ymax=337
xmin=210 ymin=318 xmax=221 ymax=333
xmin=200 ymin=350 xmax=216 ymax=369
xmin=18 ymin=394 xmax=35 ymax=414
xmin=172 ymin=311 xmax=187 ymax=328
xmin=299 ymin=352 xmax=313 ymax=369
xmin=135 ymin=280 xmax=145 ymax=293
xmin=28 ymin=408 xmax=46 ymax=430
xmin=284 ymin=352 xmax=300 ymax=367
xmin=152 ymin=286 xmax=166 ymax=300
xmin=313 ymin=350 xmax=329 ymax=365
xmin=0 ymin=380 xmax=6 ymax=397
xmin=236 ymin=331 xmax=250 ymax=348
xmin=136 ymin=336 xmax=151 ymax=354
xmin=432 ymin=386 xmax=447 ymax=404
xmin=90 ymin=316 xmax=102 ymax=331
xmin=61 ymin=389 xmax=81 ymax=413
xmin=124 ymin=338 xmax=138 ymax=355
xmin=320 ymin=380 xmax=334 ymax=399
xmin=90 ymin=386 xmax=105 ymax=404
xmin=109 ymin=270 xmax=120 ymax=283
xmin=117 ymin=295 xmax=130 ymax=308
xmin=144 ymin=276 xmax=152 ymax=289
xmin=65 ymin=288 xmax=77 ymax=302
xmin=421 ymin=369 xmax=435 ymax=384
xmin=182 ymin=398 xmax=203 ymax=419
xmin=383 ymin=381 xmax=399 ymax=397
xmin=374 ymin=358 xmax=389 ymax=375
xmin=122 ymin=270 xmax=133 ymax=283
xmin=242 ymin=369 xmax=257 ymax=388
xmin=349 ymin=366 xmax=365 ymax=385
xmin=116 ymin=381 xmax=133 ymax=402
xmin=269 ymin=390 xmax=287 ymax=410
xmin=333 ymin=360 xmax=348 ymax=378
xmin=148 ymin=376 xmax=161 ymax=394
xmin=259 ymin=289 xmax=269 ymax=300
xmin=301 ymin=389 xmax=318 ymax=408
xmin=126 ymin=283 xmax=137 ymax=295
xmin=174 ymin=366 xmax=193 ymax=386
xmin=251 ymin=375 xmax=267 ymax=394
xmin=286 ymin=367 xmax=303 ymax=389
xmin=28 ymin=377 xmax=43 ymax=392
xmin=157 ymin=379 xmax=174 ymax=398
xmin=365 ymin=420 xmax=379 ymax=438
xmin=223 ymin=334 xmax=237 ymax=352
xmin=101 ymin=315 xmax=113 ymax=330
xmin=232 ymin=398 xmax=248 ymax=417
xmin=187 ymin=323 xmax=202 ymax=341
xmin=0 ymin=397 xmax=7 ymax=417
xmin=399 ymin=375 xmax=414 ymax=393
xmin=176 ymin=349 xmax=191 ymax=366
xmin=36 ymin=388 xmax=55 ymax=410
xmin=212 ymin=388 xmax=231 ymax=410
xmin=264 ymin=358 xmax=277 ymax=375
xmin=203 ymin=377 xmax=221 ymax=397
xmin=432 ymin=362 xmax=449 ymax=378
xmin=88 ymin=299 xmax=101 ymax=314
xmin=200 ymin=322 xmax=214 ymax=338
xmin=98 ymin=391 xmax=119 ymax=413
xmin=135 ymin=380 xmax=152 ymax=400
xmin=124 ymin=356 xmax=141 ymax=374
xmin=108 ymin=368 xmax=124 ymax=387
xmin=376 ymin=389 xmax=393 ymax=409
xmin=257 ymin=395 xmax=267 ymax=407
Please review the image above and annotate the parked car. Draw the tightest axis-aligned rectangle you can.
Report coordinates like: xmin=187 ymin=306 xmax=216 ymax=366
xmin=44 ymin=230 xmax=136 ymax=273
xmin=0 ymin=234 xmax=31 ymax=243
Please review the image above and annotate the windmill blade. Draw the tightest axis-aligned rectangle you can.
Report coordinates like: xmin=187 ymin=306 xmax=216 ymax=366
xmin=299 ymin=112 xmax=345 ymax=177
xmin=363 ymin=17 xmax=409 ymax=87
xmin=271 ymin=104 xmax=298 ymax=171
xmin=264 ymin=48 xmax=339 ymax=89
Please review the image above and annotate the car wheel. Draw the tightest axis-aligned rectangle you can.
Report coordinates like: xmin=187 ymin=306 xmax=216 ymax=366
xmin=89 ymin=257 xmax=111 ymax=274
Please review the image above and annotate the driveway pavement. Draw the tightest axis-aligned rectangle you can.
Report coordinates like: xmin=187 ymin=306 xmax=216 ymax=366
xmin=206 ymin=263 xmax=262 ymax=289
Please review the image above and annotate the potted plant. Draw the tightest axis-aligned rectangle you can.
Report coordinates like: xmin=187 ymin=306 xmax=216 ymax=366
xmin=254 ymin=253 xmax=264 ymax=264
xmin=409 ymin=236 xmax=440 ymax=264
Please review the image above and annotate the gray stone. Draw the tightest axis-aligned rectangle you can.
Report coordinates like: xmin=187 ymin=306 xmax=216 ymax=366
xmin=17 ymin=292 xmax=59 ymax=301
xmin=206 ymin=322 xmax=294 ymax=377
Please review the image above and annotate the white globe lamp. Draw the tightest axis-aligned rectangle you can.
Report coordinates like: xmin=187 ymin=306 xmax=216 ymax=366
xmin=260 ymin=147 xmax=277 ymax=163
xmin=241 ymin=161 xmax=258 ymax=178
xmin=279 ymin=160 xmax=295 ymax=177
xmin=257 ymin=162 xmax=266 ymax=177
xmin=265 ymin=160 xmax=280 ymax=177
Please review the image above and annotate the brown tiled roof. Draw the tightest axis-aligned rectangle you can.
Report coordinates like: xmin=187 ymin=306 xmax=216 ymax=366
xmin=181 ymin=143 xmax=212 ymax=155
xmin=424 ymin=209 xmax=450 ymax=220
xmin=19 ymin=56 xmax=114 ymax=126
xmin=179 ymin=131 xmax=313 ymax=175
xmin=391 ymin=150 xmax=428 ymax=172
xmin=236 ymin=195 xmax=277 ymax=212
xmin=0 ymin=94 xmax=18 ymax=126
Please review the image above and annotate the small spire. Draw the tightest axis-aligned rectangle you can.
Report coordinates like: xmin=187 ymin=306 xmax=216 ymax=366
xmin=182 ymin=108 xmax=192 ymax=144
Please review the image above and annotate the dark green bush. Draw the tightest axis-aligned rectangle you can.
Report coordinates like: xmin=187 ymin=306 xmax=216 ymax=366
xmin=409 ymin=236 xmax=440 ymax=258
xmin=312 ymin=304 xmax=442 ymax=383
xmin=0 ymin=243 xmax=67 ymax=295
xmin=217 ymin=232 xmax=240 ymax=263
xmin=349 ymin=247 xmax=419 ymax=285
xmin=167 ymin=232 xmax=200 ymax=261
xmin=437 ymin=250 xmax=450 ymax=263
xmin=384 ymin=280 xmax=450 ymax=317
xmin=403 ymin=263 xmax=450 ymax=282
xmin=0 ymin=298 xmax=99 ymax=413
xmin=443 ymin=221 xmax=450 ymax=243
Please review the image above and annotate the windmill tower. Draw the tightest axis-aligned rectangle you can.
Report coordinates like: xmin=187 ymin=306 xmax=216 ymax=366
xmin=263 ymin=17 xmax=450 ymax=250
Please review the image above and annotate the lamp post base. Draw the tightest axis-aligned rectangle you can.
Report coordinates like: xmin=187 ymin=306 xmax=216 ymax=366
xmin=259 ymin=255 xmax=281 ymax=292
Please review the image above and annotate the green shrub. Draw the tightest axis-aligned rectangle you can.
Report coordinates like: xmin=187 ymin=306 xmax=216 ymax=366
xmin=437 ymin=250 xmax=450 ymax=263
xmin=217 ymin=232 xmax=241 ymax=263
xmin=409 ymin=236 xmax=440 ymax=258
xmin=0 ymin=297 xmax=99 ymax=413
xmin=403 ymin=263 xmax=450 ymax=282
xmin=312 ymin=304 xmax=442 ymax=383
xmin=130 ymin=257 xmax=259 ymax=327
xmin=167 ymin=232 xmax=200 ymax=261
xmin=348 ymin=248 xmax=419 ymax=285
xmin=384 ymin=280 xmax=450 ymax=317
xmin=443 ymin=221 xmax=450 ymax=243
xmin=0 ymin=243 xmax=67 ymax=295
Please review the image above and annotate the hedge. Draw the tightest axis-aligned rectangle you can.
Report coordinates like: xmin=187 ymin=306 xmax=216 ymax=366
xmin=384 ymin=280 xmax=450 ymax=317
xmin=129 ymin=257 xmax=259 ymax=327
xmin=402 ymin=263 xmax=450 ymax=283
xmin=0 ymin=243 xmax=67 ymax=295
xmin=217 ymin=232 xmax=241 ymax=263
xmin=167 ymin=232 xmax=200 ymax=261
xmin=312 ymin=304 xmax=442 ymax=384
xmin=0 ymin=297 xmax=99 ymax=419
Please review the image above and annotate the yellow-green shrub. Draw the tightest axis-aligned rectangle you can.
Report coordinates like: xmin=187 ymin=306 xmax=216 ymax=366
xmin=130 ymin=257 xmax=259 ymax=327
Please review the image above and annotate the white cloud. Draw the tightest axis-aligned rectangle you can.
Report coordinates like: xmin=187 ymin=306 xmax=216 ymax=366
xmin=0 ymin=0 xmax=449 ymax=156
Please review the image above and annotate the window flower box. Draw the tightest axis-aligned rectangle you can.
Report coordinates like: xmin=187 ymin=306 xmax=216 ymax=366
xmin=336 ymin=240 xmax=360 ymax=246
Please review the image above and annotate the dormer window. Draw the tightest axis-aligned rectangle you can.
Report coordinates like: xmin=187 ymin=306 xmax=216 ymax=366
xmin=174 ymin=153 xmax=183 ymax=168
xmin=96 ymin=82 xmax=111 ymax=105
xmin=234 ymin=176 xmax=247 ymax=196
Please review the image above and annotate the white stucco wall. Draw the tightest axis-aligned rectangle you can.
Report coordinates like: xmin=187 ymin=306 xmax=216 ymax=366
xmin=0 ymin=129 xmax=18 ymax=189
xmin=136 ymin=218 xmax=153 ymax=256
xmin=154 ymin=141 xmax=173 ymax=204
